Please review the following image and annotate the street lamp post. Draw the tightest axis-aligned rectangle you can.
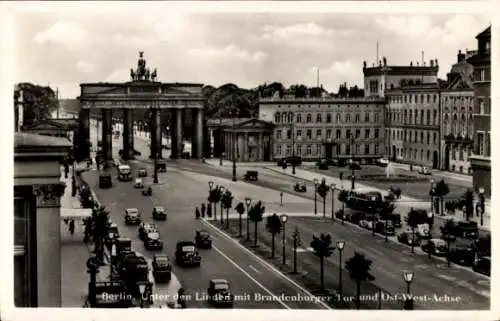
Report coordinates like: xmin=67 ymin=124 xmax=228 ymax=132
xmin=281 ymin=214 xmax=288 ymax=266
xmin=245 ymin=197 xmax=251 ymax=241
xmin=208 ymin=181 xmax=214 ymax=216
xmin=220 ymin=187 xmax=225 ymax=225
xmin=231 ymin=111 xmax=237 ymax=182
xmin=314 ymin=178 xmax=319 ymax=215
xmin=337 ymin=240 xmax=345 ymax=297
xmin=403 ymin=271 xmax=415 ymax=310
xmin=108 ymin=234 xmax=116 ymax=277
xmin=330 ymin=184 xmax=336 ymax=222
xmin=478 ymin=187 xmax=485 ymax=226
xmin=292 ymin=227 xmax=300 ymax=274
xmin=153 ymin=152 xmax=159 ymax=184
xmin=429 ymin=178 xmax=436 ymax=214
xmin=138 ymin=284 xmax=146 ymax=308
xmin=280 ymin=192 xmax=283 ymax=207
xmin=291 ymin=118 xmax=296 ymax=175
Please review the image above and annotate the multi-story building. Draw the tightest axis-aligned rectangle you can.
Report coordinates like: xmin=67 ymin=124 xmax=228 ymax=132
xmin=467 ymin=26 xmax=491 ymax=196
xmin=440 ymin=50 xmax=475 ymax=174
xmin=384 ymin=83 xmax=442 ymax=168
xmin=363 ymin=57 xmax=439 ymax=97
xmin=259 ymin=95 xmax=386 ymax=163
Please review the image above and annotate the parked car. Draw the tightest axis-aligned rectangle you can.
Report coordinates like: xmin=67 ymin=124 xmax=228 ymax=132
xmin=449 ymin=244 xmax=475 ymax=266
xmin=99 ymin=172 xmax=112 ymax=188
xmin=144 ymin=231 xmax=164 ymax=250
xmin=472 ymin=256 xmax=490 ymax=276
xmin=419 ymin=166 xmax=432 ymax=175
xmin=375 ymin=220 xmax=395 ymax=236
xmin=152 ymin=206 xmax=167 ymax=220
xmin=138 ymin=222 xmax=157 ymax=240
xmin=124 ymin=208 xmax=141 ymax=225
xmin=195 ymin=230 xmax=212 ymax=249
xmin=294 ymin=182 xmax=307 ymax=192
xmin=152 ymin=254 xmax=172 ymax=282
xmin=134 ymin=178 xmax=144 ymax=188
xmin=397 ymin=229 xmax=421 ymax=246
xmin=157 ymin=160 xmax=167 ymax=172
xmin=137 ymin=168 xmax=148 ymax=178
xmin=388 ymin=213 xmax=402 ymax=228
xmin=207 ymin=279 xmax=234 ymax=308
xmin=453 ymin=220 xmax=479 ymax=239
xmin=346 ymin=212 xmax=365 ymax=225
xmin=317 ymin=158 xmax=329 ymax=170
xmin=175 ymin=241 xmax=201 ymax=267
xmin=421 ymin=238 xmax=448 ymax=256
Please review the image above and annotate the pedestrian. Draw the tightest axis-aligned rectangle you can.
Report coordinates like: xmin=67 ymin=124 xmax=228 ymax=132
xmin=69 ymin=219 xmax=75 ymax=235
xmin=195 ymin=207 xmax=200 ymax=219
xmin=64 ymin=164 xmax=69 ymax=179
xmin=201 ymin=203 xmax=206 ymax=218
xmin=207 ymin=204 xmax=212 ymax=218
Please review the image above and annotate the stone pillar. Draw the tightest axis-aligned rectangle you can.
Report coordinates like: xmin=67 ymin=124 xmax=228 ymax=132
xmin=81 ymin=109 xmax=90 ymax=159
xmin=33 ymin=184 xmax=64 ymax=307
xmin=155 ymin=109 xmax=162 ymax=159
xmin=244 ymin=132 xmax=248 ymax=162
xmin=175 ymin=109 xmax=183 ymax=159
xmin=101 ymin=109 xmax=112 ymax=161
xmin=191 ymin=109 xmax=204 ymax=159
xmin=122 ymin=109 xmax=134 ymax=160
xmin=258 ymin=132 xmax=263 ymax=161
xmin=149 ymin=109 xmax=157 ymax=159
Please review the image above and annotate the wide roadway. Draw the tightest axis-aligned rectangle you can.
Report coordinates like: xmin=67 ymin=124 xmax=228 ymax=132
xmin=83 ymin=150 xmax=329 ymax=309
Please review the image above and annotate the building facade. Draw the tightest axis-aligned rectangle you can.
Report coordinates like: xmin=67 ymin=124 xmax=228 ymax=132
xmin=14 ymin=133 xmax=71 ymax=307
xmin=467 ymin=26 xmax=491 ymax=196
xmin=440 ymin=50 xmax=475 ymax=174
xmin=207 ymin=118 xmax=275 ymax=162
xmin=259 ymin=96 xmax=386 ymax=162
xmin=385 ymin=84 xmax=441 ymax=168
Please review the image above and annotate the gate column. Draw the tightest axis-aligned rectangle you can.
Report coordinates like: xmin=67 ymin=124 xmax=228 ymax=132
xmin=122 ymin=109 xmax=134 ymax=160
xmin=149 ymin=108 xmax=158 ymax=159
xmin=101 ymin=109 xmax=113 ymax=161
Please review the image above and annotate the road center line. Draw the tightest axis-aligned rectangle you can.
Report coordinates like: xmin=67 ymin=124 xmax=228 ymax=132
xmin=201 ymin=219 xmax=331 ymax=309
xmin=249 ymin=265 xmax=261 ymax=274
xmin=211 ymin=245 xmax=290 ymax=309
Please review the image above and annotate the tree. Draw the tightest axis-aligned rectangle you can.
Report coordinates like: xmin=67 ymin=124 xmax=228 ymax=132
xmin=345 ymin=252 xmax=375 ymax=309
xmin=434 ymin=179 xmax=450 ymax=215
xmin=316 ymin=178 xmax=330 ymax=218
xmin=462 ymin=189 xmax=474 ymax=221
xmin=266 ymin=214 xmax=282 ymax=258
xmin=208 ymin=186 xmax=223 ymax=220
xmin=379 ymin=200 xmax=396 ymax=240
xmin=310 ymin=233 xmax=335 ymax=290
xmin=338 ymin=189 xmax=349 ymax=214
xmin=248 ymin=201 xmax=265 ymax=247
xmin=15 ymin=82 xmax=57 ymax=127
xmin=440 ymin=219 xmax=457 ymax=267
xmin=235 ymin=202 xmax=246 ymax=237
xmin=222 ymin=190 xmax=233 ymax=228
xmin=405 ymin=209 xmax=421 ymax=253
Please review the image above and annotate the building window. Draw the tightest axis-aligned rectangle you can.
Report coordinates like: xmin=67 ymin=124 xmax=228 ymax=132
xmin=459 ymin=147 xmax=464 ymax=161
xmin=316 ymin=144 xmax=322 ymax=156
xmin=396 ymin=131 xmax=399 ymax=140
xmin=433 ymin=110 xmax=438 ymax=125
xmin=365 ymin=129 xmax=370 ymax=139
xmin=409 ymin=131 xmax=413 ymax=142
xmin=374 ymin=113 xmax=379 ymax=123
xmin=316 ymin=129 xmax=322 ymax=139
xmin=275 ymin=113 xmax=280 ymax=123
xmin=427 ymin=132 xmax=430 ymax=144
xmin=479 ymin=99 xmax=485 ymax=114
xmin=345 ymin=114 xmax=351 ymax=122
xmin=355 ymin=144 xmax=360 ymax=154
xmin=433 ymin=132 xmax=437 ymax=144
xmin=306 ymin=145 xmax=312 ymax=156
xmin=286 ymin=129 xmax=292 ymax=139
xmin=426 ymin=110 xmax=431 ymax=125
xmin=355 ymin=129 xmax=360 ymax=139
xmin=286 ymin=144 xmax=292 ymax=156
xmin=364 ymin=144 xmax=370 ymax=155
xmin=374 ymin=144 xmax=379 ymax=154
xmin=409 ymin=110 xmax=413 ymax=124
xmin=414 ymin=149 xmax=417 ymax=159
xmin=451 ymin=148 xmax=456 ymax=160
xmin=346 ymin=129 xmax=351 ymax=139
xmin=296 ymin=130 xmax=302 ymax=138
xmin=415 ymin=110 xmax=418 ymax=124
xmin=326 ymin=114 xmax=332 ymax=123
xmin=276 ymin=130 xmax=282 ymax=139
xmin=336 ymin=144 xmax=341 ymax=154
xmin=306 ymin=114 xmax=312 ymax=123
xmin=316 ymin=113 xmax=322 ymax=123
xmin=427 ymin=150 xmax=430 ymax=161
xmin=277 ymin=145 xmax=282 ymax=155
xmin=14 ymin=195 xmax=31 ymax=307
xmin=296 ymin=114 xmax=302 ymax=122
xmin=336 ymin=114 xmax=341 ymax=123
xmin=415 ymin=95 xmax=419 ymax=103
xmin=326 ymin=129 xmax=332 ymax=139
xmin=420 ymin=149 xmax=423 ymax=160
xmin=336 ymin=129 xmax=341 ymax=139
xmin=355 ymin=114 xmax=360 ymax=122
xmin=480 ymin=69 xmax=486 ymax=81
xmin=477 ymin=132 xmax=485 ymax=155
xmin=364 ymin=113 xmax=370 ymax=122
xmin=306 ymin=129 xmax=312 ymax=139
xmin=374 ymin=129 xmax=379 ymax=139
xmin=346 ymin=144 xmax=351 ymax=155
xmin=420 ymin=132 xmax=424 ymax=144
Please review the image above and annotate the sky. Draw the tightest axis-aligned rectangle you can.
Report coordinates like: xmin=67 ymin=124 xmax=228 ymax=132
xmin=6 ymin=2 xmax=491 ymax=98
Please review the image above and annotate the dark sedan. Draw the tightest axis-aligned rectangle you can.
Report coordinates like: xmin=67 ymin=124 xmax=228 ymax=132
xmin=195 ymin=230 xmax=212 ymax=249
xmin=144 ymin=231 xmax=164 ymax=250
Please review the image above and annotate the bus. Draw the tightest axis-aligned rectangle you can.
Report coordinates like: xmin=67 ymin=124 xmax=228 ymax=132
xmin=344 ymin=189 xmax=383 ymax=213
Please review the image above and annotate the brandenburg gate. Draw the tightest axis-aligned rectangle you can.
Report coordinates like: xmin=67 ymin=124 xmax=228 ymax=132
xmin=78 ymin=52 xmax=205 ymax=160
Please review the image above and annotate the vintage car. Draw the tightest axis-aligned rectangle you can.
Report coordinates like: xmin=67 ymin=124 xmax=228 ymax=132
xmin=175 ymin=241 xmax=201 ymax=267
xmin=195 ymin=230 xmax=212 ymax=249
xmin=152 ymin=254 xmax=172 ymax=282
xmin=144 ymin=231 xmax=164 ymax=250
xmin=418 ymin=166 xmax=432 ymax=175
xmin=388 ymin=213 xmax=402 ymax=228
xmin=124 ymin=208 xmax=141 ymax=225
xmin=243 ymin=170 xmax=258 ymax=181
xmin=294 ymin=182 xmax=307 ymax=193
xmin=137 ymin=168 xmax=148 ymax=178
xmin=104 ymin=223 xmax=120 ymax=246
xmin=152 ymin=206 xmax=167 ymax=220
xmin=358 ymin=216 xmax=377 ymax=230
xmin=207 ymin=279 xmax=234 ymax=308
xmin=99 ymin=172 xmax=112 ymax=188
xmin=375 ymin=220 xmax=395 ymax=236
xmin=421 ymin=238 xmax=448 ymax=256
xmin=142 ymin=186 xmax=153 ymax=196
xmin=472 ymin=256 xmax=490 ymax=276
xmin=134 ymin=178 xmax=144 ymax=188
xmin=397 ymin=229 xmax=421 ymax=246
xmin=138 ymin=222 xmax=157 ymax=240
xmin=317 ymin=158 xmax=329 ymax=170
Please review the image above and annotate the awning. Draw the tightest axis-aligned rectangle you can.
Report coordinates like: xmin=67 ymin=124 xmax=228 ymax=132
xmin=61 ymin=208 xmax=92 ymax=220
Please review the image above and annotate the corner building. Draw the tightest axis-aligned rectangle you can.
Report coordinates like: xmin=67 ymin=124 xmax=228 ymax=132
xmin=259 ymin=95 xmax=386 ymax=162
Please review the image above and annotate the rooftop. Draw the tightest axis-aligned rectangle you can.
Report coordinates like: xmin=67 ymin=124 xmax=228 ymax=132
xmin=15 ymin=132 xmax=72 ymax=148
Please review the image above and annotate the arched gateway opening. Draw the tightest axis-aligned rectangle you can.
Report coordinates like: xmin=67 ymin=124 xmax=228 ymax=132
xmin=78 ymin=52 xmax=205 ymax=162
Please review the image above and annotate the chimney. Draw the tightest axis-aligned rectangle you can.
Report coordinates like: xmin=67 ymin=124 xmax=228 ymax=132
xmin=457 ymin=50 xmax=465 ymax=63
